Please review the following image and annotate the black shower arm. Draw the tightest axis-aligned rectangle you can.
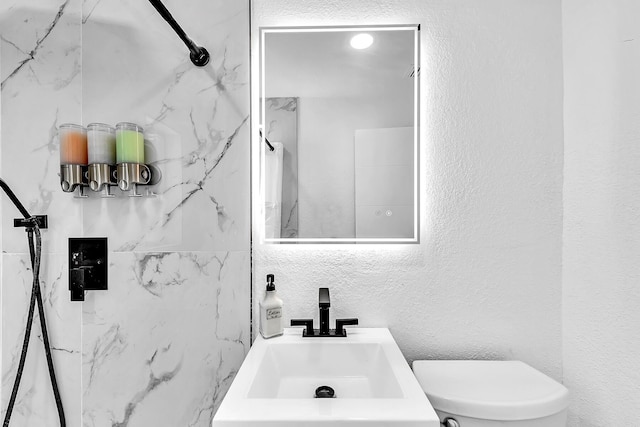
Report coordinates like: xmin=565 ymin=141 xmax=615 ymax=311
xmin=147 ymin=0 xmax=210 ymax=67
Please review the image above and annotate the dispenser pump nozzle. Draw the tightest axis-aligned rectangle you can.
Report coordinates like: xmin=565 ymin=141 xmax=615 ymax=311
xmin=266 ymin=274 xmax=275 ymax=291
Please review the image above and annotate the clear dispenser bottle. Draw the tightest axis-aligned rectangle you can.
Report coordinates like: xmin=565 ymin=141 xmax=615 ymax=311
xmin=259 ymin=274 xmax=283 ymax=338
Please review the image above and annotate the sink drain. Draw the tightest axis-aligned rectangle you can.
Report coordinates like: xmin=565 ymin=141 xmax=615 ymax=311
xmin=315 ymin=385 xmax=335 ymax=398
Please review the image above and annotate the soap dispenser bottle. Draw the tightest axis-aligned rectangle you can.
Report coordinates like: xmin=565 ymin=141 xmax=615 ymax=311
xmin=259 ymin=274 xmax=283 ymax=338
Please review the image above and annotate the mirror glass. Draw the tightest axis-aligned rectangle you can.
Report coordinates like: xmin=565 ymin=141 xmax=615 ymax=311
xmin=260 ymin=26 xmax=419 ymax=243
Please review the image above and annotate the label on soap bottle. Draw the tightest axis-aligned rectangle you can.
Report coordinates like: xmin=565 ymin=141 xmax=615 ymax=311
xmin=266 ymin=308 xmax=281 ymax=320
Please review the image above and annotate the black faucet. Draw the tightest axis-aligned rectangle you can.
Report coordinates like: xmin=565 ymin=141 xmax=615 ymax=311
xmin=291 ymin=288 xmax=358 ymax=337
xmin=319 ymin=287 xmax=331 ymax=335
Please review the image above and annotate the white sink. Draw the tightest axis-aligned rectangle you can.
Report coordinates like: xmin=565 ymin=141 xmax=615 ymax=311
xmin=213 ymin=328 xmax=439 ymax=426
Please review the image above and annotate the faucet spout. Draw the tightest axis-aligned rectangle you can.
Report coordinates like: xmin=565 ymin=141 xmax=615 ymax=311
xmin=319 ymin=288 xmax=330 ymax=335
xmin=319 ymin=287 xmax=330 ymax=308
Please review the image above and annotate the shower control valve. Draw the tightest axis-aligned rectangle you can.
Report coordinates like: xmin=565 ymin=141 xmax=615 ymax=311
xmin=68 ymin=238 xmax=108 ymax=302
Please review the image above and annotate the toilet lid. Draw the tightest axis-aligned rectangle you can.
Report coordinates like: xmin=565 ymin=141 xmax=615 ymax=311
xmin=412 ymin=360 xmax=569 ymax=421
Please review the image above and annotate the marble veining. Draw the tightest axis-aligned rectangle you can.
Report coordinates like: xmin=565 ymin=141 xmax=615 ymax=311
xmin=82 ymin=252 xmax=249 ymax=427
xmin=1 ymin=0 xmax=70 ymax=89
xmin=157 ymin=114 xmax=248 ymax=239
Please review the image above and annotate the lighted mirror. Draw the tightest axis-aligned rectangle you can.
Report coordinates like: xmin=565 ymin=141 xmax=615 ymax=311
xmin=260 ymin=26 xmax=419 ymax=243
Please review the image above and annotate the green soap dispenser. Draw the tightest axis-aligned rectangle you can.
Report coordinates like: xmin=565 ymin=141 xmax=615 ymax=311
xmin=259 ymin=274 xmax=283 ymax=338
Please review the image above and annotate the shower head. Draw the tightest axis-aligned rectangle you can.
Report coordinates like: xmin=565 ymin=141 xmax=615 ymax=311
xmin=190 ymin=46 xmax=210 ymax=67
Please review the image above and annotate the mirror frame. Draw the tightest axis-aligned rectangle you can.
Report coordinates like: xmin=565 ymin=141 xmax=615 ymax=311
xmin=258 ymin=25 xmax=420 ymax=244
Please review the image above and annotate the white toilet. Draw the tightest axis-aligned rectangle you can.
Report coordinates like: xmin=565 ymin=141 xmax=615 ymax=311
xmin=412 ymin=360 xmax=569 ymax=427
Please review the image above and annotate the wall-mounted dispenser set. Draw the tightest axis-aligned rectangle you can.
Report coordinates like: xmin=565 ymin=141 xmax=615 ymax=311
xmin=59 ymin=122 xmax=157 ymax=197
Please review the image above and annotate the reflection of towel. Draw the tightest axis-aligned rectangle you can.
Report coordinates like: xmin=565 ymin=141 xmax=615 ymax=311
xmin=264 ymin=142 xmax=284 ymax=238
xmin=264 ymin=202 xmax=282 ymax=240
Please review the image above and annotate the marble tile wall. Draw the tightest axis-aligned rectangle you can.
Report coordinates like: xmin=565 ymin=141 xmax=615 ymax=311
xmin=1 ymin=1 xmax=250 ymax=426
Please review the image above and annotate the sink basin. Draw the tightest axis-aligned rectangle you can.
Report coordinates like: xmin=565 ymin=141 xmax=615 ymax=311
xmin=247 ymin=341 xmax=402 ymax=399
xmin=213 ymin=328 xmax=439 ymax=426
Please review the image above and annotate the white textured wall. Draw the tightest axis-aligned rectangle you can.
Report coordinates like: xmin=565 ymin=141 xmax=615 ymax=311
xmin=252 ymin=0 xmax=564 ymax=380
xmin=562 ymin=1 xmax=640 ymax=425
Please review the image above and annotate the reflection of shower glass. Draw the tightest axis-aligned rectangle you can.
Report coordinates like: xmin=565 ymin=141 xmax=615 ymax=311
xmin=59 ymin=123 xmax=87 ymax=165
xmin=87 ymin=123 xmax=116 ymax=164
xmin=116 ymin=122 xmax=145 ymax=164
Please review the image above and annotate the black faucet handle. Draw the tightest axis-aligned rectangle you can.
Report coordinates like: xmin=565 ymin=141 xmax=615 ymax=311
xmin=291 ymin=319 xmax=315 ymax=336
xmin=319 ymin=287 xmax=330 ymax=308
xmin=335 ymin=318 xmax=359 ymax=336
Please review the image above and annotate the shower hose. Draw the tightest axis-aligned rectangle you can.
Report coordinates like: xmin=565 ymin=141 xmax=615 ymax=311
xmin=1 ymin=179 xmax=65 ymax=427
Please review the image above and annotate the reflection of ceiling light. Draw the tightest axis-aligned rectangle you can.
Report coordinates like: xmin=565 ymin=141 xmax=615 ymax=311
xmin=350 ymin=33 xmax=373 ymax=49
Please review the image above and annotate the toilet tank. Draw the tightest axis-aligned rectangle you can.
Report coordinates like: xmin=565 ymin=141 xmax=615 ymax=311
xmin=412 ymin=361 xmax=569 ymax=427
